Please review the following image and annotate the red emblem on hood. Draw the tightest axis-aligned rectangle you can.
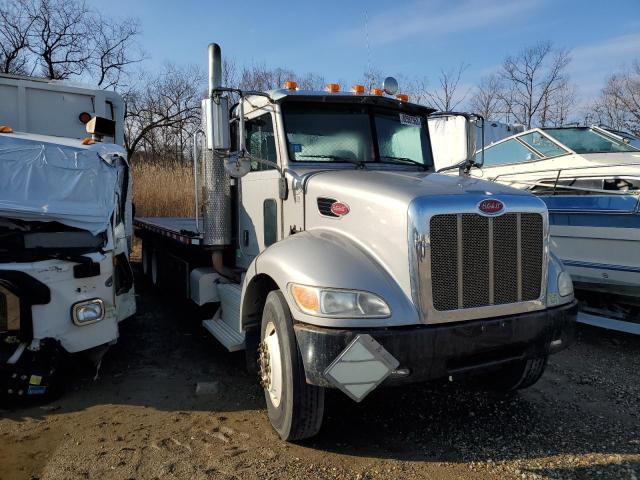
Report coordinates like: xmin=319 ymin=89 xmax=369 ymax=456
xmin=330 ymin=202 xmax=350 ymax=217
xmin=478 ymin=199 xmax=504 ymax=215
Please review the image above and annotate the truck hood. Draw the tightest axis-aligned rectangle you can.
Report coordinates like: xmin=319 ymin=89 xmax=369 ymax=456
xmin=304 ymin=169 xmax=546 ymax=306
xmin=0 ymin=135 xmax=128 ymax=235
xmin=305 ymin=169 xmax=535 ymax=203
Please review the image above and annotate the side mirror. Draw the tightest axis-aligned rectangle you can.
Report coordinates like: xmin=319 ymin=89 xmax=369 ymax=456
xmin=224 ymin=155 xmax=251 ymax=178
xmin=462 ymin=114 xmax=484 ymax=169
xmin=465 ymin=116 xmax=479 ymax=166
xmin=430 ymin=112 xmax=485 ymax=174
xmin=203 ymin=96 xmax=230 ymax=151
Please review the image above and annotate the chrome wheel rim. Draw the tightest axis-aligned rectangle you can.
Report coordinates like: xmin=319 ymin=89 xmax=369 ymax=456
xmin=259 ymin=321 xmax=283 ymax=408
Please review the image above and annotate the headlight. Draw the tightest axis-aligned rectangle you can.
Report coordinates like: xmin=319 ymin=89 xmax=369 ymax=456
xmin=72 ymin=299 xmax=105 ymax=326
xmin=557 ymin=271 xmax=574 ymax=297
xmin=289 ymin=284 xmax=390 ymax=318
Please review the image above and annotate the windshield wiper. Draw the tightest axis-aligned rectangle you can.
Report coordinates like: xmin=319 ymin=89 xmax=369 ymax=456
xmin=379 ymin=156 xmax=429 ymax=170
xmin=296 ymin=155 xmax=366 ymax=169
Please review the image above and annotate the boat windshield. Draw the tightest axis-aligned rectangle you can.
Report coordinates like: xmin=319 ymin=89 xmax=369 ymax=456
xmin=544 ymin=127 xmax=639 ymax=154
xmin=282 ymin=102 xmax=433 ymax=169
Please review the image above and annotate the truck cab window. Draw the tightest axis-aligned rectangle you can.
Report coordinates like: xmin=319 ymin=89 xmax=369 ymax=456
xmin=246 ymin=114 xmax=277 ymax=171
xmin=375 ymin=112 xmax=433 ymax=168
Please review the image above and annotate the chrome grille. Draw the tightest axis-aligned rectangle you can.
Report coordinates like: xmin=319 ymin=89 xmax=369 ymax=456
xmin=0 ymin=290 xmax=7 ymax=331
xmin=430 ymin=213 xmax=544 ymax=311
xmin=430 ymin=215 xmax=458 ymax=311
xmin=521 ymin=213 xmax=544 ymax=301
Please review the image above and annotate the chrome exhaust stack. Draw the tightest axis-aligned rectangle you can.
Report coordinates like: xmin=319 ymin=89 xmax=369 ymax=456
xmin=201 ymin=42 xmax=231 ymax=248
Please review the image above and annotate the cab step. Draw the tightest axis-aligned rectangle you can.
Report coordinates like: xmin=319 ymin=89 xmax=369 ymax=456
xmin=202 ymin=283 xmax=245 ymax=351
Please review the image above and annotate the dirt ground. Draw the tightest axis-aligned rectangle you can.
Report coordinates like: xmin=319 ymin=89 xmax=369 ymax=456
xmin=1 ymin=262 xmax=639 ymax=480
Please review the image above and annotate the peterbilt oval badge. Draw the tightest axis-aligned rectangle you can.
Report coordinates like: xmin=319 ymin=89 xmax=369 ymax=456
xmin=478 ymin=199 xmax=504 ymax=215
xmin=330 ymin=202 xmax=350 ymax=217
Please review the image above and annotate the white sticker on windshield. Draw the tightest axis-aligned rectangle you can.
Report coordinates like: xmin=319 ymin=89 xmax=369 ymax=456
xmin=399 ymin=113 xmax=422 ymax=127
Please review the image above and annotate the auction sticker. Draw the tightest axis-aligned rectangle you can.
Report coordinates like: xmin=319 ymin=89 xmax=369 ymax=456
xmin=399 ymin=113 xmax=422 ymax=127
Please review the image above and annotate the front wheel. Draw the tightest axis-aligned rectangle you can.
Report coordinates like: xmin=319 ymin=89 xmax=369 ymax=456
xmin=480 ymin=356 xmax=549 ymax=392
xmin=259 ymin=290 xmax=324 ymax=441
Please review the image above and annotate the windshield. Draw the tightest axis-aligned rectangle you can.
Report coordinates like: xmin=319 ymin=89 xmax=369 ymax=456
xmin=282 ymin=103 xmax=433 ymax=168
xmin=544 ymin=128 xmax=639 ymax=154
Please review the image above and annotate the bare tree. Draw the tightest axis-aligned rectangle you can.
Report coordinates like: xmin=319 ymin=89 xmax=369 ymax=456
xmin=123 ymin=65 xmax=203 ymax=159
xmin=499 ymin=41 xmax=571 ymax=128
xmin=88 ymin=15 xmax=143 ymax=89
xmin=469 ymin=74 xmax=503 ymax=121
xmin=537 ymin=80 xmax=575 ymax=127
xmin=0 ymin=0 xmax=142 ymax=88
xmin=298 ymin=72 xmax=326 ymax=91
xmin=361 ymin=67 xmax=384 ymax=92
xmin=593 ymin=62 xmax=640 ymax=133
xmin=238 ymin=63 xmax=296 ymax=91
xmin=424 ymin=63 xmax=469 ymax=111
xmin=0 ymin=0 xmax=34 ymax=74
xmin=26 ymin=0 xmax=92 ymax=79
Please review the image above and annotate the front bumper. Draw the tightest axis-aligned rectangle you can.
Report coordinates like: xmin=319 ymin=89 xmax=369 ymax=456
xmin=294 ymin=301 xmax=577 ymax=388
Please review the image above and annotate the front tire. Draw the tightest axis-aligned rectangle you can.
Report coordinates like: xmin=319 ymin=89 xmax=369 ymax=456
xmin=259 ymin=290 xmax=324 ymax=441
xmin=481 ymin=356 xmax=548 ymax=392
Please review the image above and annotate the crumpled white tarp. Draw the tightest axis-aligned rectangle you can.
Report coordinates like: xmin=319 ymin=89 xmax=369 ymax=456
xmin=0 ymin=135 xmax=127 ymax=235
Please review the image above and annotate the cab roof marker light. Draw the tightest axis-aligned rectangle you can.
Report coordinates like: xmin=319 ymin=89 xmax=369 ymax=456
xmin=0 ymin=125 xmax=13 ymax=133
xmin=396 ymin=93 xmax=409 ymax=102
xmin=284 ymin=80 xmax=298 ymax=90
xmin=370 ymin=88 xmax=383 ymax=96
xmin=326 ymin=83 xmax=340 ymax=93
xmin=351 ymin=84 xmax=365 ymax=94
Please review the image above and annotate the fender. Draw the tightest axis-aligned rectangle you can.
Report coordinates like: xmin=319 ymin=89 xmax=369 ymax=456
xmin=241 ymin=229 xmax=420 ymax=329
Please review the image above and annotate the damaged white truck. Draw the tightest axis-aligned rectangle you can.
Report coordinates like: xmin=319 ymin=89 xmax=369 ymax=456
xmin=0 ymin=75 xmax=135 ymax=399
xmin=135 ymin=43 xmax=577 ymax=440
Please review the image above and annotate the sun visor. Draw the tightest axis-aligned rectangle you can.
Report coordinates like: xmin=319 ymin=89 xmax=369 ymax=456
xmin=0 ymin=135 xmax=125 ymax=235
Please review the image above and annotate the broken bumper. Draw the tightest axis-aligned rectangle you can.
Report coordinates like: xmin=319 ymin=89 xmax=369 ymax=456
xmin=294 ymin=300 xmax=577 ymax=389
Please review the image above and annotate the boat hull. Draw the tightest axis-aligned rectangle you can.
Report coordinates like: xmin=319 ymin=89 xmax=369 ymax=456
xmin=543 ymin=195 xmax=640 ymax=298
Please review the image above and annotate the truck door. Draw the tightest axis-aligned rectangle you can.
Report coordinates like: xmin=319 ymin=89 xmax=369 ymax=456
xmin=237 ymin=111 xmax=281 ymax=269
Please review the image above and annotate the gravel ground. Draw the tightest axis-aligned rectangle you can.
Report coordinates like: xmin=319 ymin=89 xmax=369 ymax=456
xmin=1 ymin=265 xmax=639 ymax=480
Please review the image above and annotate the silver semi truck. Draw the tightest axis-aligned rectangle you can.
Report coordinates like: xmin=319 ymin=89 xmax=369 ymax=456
xmin=135 ymin=43 xmax=577 ymax=440
xmin=0 ymin=75 xmax=135 ymax=400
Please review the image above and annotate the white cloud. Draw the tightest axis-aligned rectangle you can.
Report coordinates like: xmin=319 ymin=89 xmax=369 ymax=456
xmin=338 ymin=0 xmax=541 ymax=46
xmin=568 ymin=32 xmax=640 ymax=100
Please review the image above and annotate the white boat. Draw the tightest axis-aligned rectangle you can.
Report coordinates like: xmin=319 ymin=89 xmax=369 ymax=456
xmin=469 ymin=126 xmax=640 ymax=334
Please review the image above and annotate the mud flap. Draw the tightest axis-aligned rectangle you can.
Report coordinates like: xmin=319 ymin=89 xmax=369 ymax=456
xmin=0 ymin=336 xmax=63 ymax=402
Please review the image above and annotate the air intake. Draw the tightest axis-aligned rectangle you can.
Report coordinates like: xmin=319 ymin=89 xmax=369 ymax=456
xmin=317 ymin=197 xmax=339 ymax=217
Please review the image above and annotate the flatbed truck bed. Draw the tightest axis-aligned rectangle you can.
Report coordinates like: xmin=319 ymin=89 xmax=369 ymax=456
xmin=134 ymin=217 xmax=203 ymax=246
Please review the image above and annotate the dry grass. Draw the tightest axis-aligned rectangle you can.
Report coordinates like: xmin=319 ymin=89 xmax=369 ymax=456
xmin=132 ymin=161 xmax=197 ymax=218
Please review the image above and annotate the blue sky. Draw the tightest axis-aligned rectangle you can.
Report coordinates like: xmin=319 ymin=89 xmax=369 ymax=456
xmin=92 ymin=0 xmax=640 ymax=102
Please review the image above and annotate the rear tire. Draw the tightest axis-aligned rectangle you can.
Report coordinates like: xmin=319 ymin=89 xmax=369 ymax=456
xmin=481 ymin=356 xmax=548 ymax=392
xmin=150 ymin=248 xmax=160 ymax=288
xmin=259 ymin=290 xmax=324 ymax=441
xmin=141 ymin=241 xmax=151 ymax=279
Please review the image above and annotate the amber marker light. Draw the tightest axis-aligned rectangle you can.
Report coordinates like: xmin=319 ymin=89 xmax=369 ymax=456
xmin=326 ymin=83 xmax=340 ymax=93
xmin=290 ymin=284 xmax=320 ymax=315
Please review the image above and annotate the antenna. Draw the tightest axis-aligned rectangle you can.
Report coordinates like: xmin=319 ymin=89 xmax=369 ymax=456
xmin=365 ymin=9 xmax=371 ymax=84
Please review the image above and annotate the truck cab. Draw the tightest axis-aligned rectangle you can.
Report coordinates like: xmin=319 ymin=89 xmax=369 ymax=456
xmin=0 ymin=74 xmax=135 ymax=400
xmin=136 ymin=43 xmax=576 ymax=441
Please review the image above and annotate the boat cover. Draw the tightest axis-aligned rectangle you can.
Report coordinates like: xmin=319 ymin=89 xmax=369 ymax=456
xmin=0 ymin=135 xmax=128 ymax=235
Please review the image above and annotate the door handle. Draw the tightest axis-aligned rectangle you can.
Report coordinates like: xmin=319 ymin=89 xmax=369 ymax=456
xmin=243 ymin=230 xmax=249 ymax=246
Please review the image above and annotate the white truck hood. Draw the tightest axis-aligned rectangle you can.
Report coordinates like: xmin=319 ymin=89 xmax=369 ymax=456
xmin=0 ymin=134 xmax=127 ymax=235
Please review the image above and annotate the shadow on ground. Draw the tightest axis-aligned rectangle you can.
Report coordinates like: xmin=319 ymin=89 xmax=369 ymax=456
xmin=2 ymin=264 xmax=639 ymax=478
